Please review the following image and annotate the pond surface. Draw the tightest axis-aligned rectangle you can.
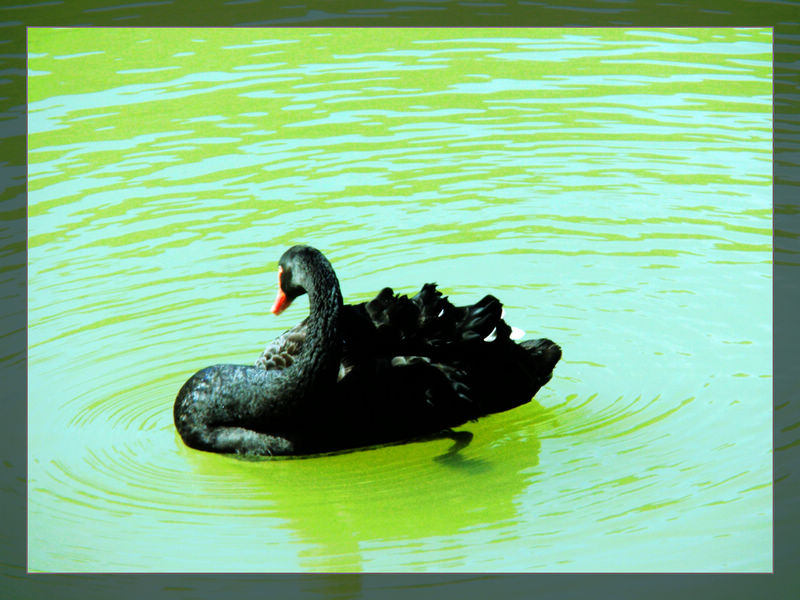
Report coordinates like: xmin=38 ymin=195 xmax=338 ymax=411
xmin=27 ymin=27 xmax=772 ymax=572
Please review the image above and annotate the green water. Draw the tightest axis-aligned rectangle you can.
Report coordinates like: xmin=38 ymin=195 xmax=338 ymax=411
xmin=27 ymin=27 xmax=772 ymax=572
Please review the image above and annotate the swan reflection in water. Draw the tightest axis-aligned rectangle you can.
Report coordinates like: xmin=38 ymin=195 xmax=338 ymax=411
xmin=174 ymin=245 xmax=561 ymax=456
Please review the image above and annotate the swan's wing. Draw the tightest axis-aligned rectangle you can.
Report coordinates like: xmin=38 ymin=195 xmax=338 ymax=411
xmin=388 ymin=355 xmax=474 ymax=409
xmin=255 ymin=317 xmax=308 ymax=371
xmin=357 ymin=283 xmax=512 ymax=348
xmin=339 ymin=285 xmax=521 ymax=382
xmin=412 ymin=283 xmax=514 ymax=344
xmin=336 ymin=286 xmax=561 ymax=429
xmin=335 ymin=353 xmax=480 ymax=433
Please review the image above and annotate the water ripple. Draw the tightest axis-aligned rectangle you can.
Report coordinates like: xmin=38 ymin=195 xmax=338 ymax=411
xmin=27 ymin=27 xmax=772 ymax=573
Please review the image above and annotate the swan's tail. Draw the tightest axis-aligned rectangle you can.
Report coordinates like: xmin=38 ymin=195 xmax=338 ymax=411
xmin=520 ymin=338 xmax=562 ymax=384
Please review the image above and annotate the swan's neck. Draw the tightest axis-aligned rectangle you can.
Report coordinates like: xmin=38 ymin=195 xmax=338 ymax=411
xmin=281 ymin=263 xmax=343 ymax=397
xmin=303 ymin=275 xmax=343 ymax=381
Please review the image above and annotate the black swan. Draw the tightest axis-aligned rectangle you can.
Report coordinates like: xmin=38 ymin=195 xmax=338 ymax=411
xmin=174 ymin=245 xmax=561 ymax=456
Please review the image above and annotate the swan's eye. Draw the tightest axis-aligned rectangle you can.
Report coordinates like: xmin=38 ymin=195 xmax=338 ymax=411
xmin=278 ymin=265 xmax=293 ymax=291
xmin=278 ymin=264 xmax=301 ymax=297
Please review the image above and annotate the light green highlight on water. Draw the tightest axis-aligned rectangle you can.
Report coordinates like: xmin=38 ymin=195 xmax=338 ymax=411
xmin=28 ymin=27 xmax=771 ymax=573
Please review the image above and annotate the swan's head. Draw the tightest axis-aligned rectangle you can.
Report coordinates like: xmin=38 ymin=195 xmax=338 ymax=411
xmin=271 ymin=245 xmax=334 ymax=315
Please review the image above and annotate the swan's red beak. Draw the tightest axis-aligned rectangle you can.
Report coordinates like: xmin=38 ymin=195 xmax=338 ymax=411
xmin=271 ymin=289 xmax=290 ymax=315
xmin=271 ymin=266 xmax=291 ymax=315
